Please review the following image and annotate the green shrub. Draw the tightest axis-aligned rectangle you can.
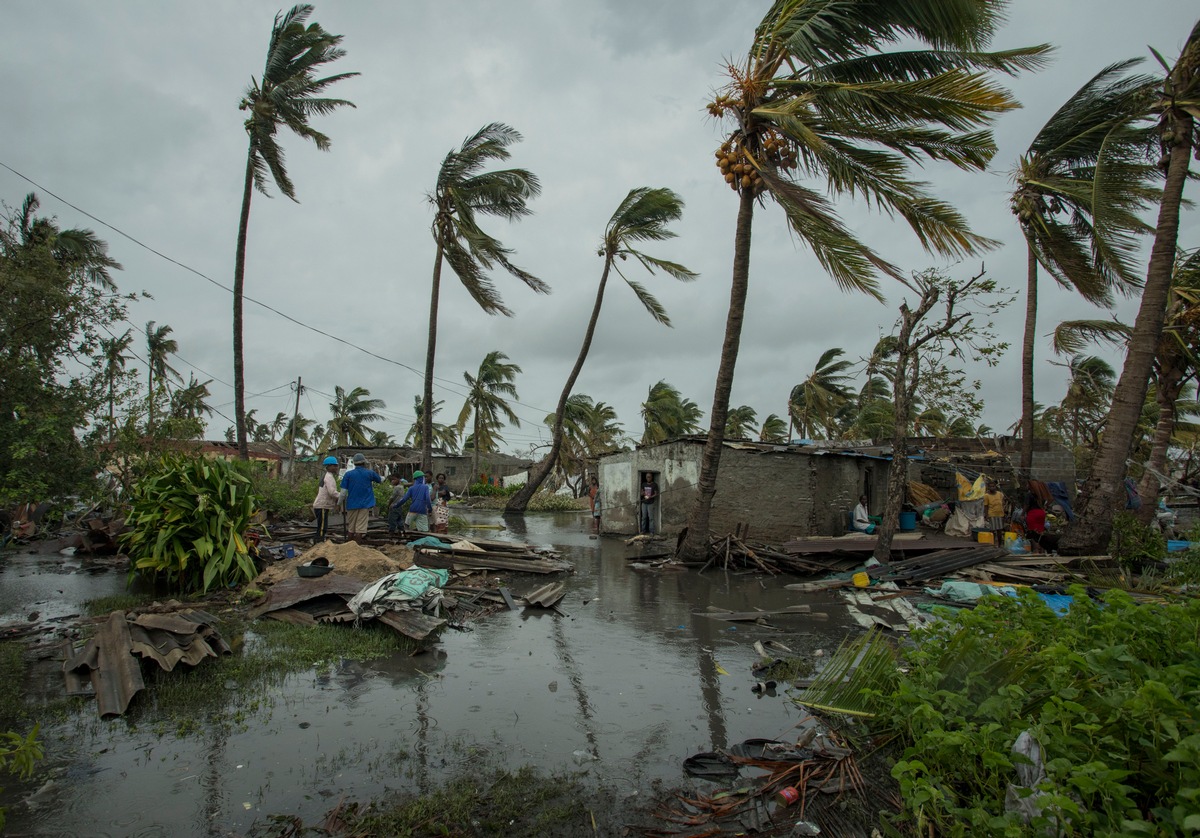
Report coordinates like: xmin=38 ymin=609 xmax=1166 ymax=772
xmin=851 ymin=589 xmax=1200 ymax=836
xmin=1110 ymin=511 xmax=1167 ymax=569
xmin=468 ymin=481 xmax=522 ymax=497
xmin=243 ymin=471 xmax=316 ymax=521
xmin=0 ymin=726 xmax=42 ymax=831
xmin=527 ymin=492 xmax=585 ymax=512
xmin=121 ymin=455 xmax=259 ymax=593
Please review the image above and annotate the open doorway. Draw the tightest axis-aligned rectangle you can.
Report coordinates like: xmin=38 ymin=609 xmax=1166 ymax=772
xmin=638 ymin=470 xmax=661 ymax=534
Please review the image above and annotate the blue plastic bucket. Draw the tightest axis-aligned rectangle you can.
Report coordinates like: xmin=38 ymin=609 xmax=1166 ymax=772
xmin=898 ymin=511 xmax=917 ymax=532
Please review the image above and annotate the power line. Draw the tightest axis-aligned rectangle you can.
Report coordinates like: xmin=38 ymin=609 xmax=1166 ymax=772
xmin=0 ymin=160 xmax=562 ymax=422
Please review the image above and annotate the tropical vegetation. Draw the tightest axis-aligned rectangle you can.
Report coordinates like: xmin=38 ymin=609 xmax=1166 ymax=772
xmin=457 ymin=350 xmax=522 ymax=487
xmin=678 ymin=0 xmax=1051 ymax=562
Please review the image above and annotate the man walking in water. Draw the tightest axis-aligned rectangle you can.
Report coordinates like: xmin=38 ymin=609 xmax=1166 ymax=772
xmin=639 ymin=472 xmax=659 ymax=534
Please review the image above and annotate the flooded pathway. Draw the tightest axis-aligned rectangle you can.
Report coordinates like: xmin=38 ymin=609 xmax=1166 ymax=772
xmin=3 ymin=512 xmax=859 ymax=836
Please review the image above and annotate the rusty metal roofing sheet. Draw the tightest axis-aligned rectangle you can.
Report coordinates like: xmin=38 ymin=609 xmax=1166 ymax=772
xmin=63 ymin=611 xmax=145 ymax=718
xmin=250 ymin=573 xmax=365 ymax=618
xmin=377 ymin=610 xmax=446 ymax=641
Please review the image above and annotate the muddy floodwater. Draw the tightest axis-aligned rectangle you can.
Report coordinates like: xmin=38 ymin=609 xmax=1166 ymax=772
xmin=2 ymin=511 xmax=860 ymax=836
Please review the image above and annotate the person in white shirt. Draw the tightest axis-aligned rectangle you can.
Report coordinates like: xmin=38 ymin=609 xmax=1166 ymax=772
xmin=852 ymin=495 xmax=875 ymax=534
xmin=312 ymin=456 xmax=342 ymax=541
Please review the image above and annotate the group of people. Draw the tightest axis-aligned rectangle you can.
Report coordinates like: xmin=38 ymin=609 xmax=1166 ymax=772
xmin=312 ymin=453 xmax=454 ymax=542
xmin=851 ymin=480 xmax=1061 ymax=554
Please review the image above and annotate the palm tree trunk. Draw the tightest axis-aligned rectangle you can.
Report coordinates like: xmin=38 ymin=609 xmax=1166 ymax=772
xmin=423 ymin=239 xmax=445 ymax=474
xmin=146 ymin=362 xmax=154 ymax=434
xmin=506 ymin=259 xmax=613 ymax=513
xmin=233 ymin=149 xmax=255 ymax=460
xmin=1019 ymin=244 xmax=1038 ymax=475
xmin=1062 ymin=110 xmax=1193 ymax=554
xmin=472 ymin=412 xmax=480 ymax=491
xmin=679 ymin=189 xmax=754 ymax=561
xmin=873 ymin=364 xmax=914 ymax=564
xmin=1135 ymin=362 xmax=1186 ymax=524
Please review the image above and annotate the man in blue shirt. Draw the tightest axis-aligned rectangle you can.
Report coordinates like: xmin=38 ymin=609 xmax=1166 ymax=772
xmin=340 ymin=453 xmax=382 ymax=542
xmin=398 ymin=470 xmax=435 ymax=533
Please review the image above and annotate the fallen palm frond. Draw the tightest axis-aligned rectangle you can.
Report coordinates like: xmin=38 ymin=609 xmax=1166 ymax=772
xmin=794 ymin=628 xmax=898 ymax=718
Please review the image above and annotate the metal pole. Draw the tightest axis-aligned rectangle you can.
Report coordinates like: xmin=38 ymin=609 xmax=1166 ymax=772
xmin=287 ymin=376 xmax=302 ymax=483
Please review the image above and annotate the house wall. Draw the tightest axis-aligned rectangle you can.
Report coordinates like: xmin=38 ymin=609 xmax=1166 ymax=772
xmin=599 ymin=443 xmax=886 ymax=542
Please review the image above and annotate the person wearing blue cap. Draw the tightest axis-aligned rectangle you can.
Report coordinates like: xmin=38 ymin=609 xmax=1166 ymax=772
xmin=312 ymin=456 xmax=341 ymax=541
xmin=341 ymin=453 xmax=383 ymax=542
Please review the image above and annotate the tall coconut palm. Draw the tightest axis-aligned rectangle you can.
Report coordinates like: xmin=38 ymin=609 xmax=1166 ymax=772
xmin=405 ymin=396 xmax=459 ymax=454
xmin=725 ymin=405 xmax=758 ymax=440
xmin=1011 ymin=59 xmax=1158 ymax=474
xmin=144 ymin=321 xmax=179 ymax=433
xmin=641 ymin=380 xmax=702 ymax=445
xmin=1066 ymin=22 xmax=1200 ymax=553
xmin=11 ymin=193 xmax=121 ymax=290
xmin=319 ymin=385 xmax=385 ymax=449
xmin=505 ymin=188 xmax=695 ymax=512
xmin=679 ymin=0 xmax=1049 ymax=561
xmin=789 ymin=348 xmax=854 ymax=439
xmin=422 ymin=122 xmax=545 ymax=473
xmin=457 ymin=351 xmax=522 ymax=486
xmin=169 ymin=374 xmax=214 ymax=424
xmin=99 ymin=329 xmax=133 ymax=438
xmin=232 ymin=4 xmax=357 ymax=460
xmin=758 ymin=413 xmax=788 ymax=443
xmin=283 ymin=414 xmax=315 ymax=455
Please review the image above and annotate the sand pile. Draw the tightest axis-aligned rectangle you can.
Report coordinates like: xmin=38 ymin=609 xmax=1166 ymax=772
xmin=253 ymin=540 xmax=414 ymax=587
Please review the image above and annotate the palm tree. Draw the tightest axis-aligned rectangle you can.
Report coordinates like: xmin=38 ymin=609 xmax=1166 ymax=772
xmin=788 ymin=348 xmax=854 ymax=439
xmin=405 ymin=396 xmax=459 ymax=454
xmin=758 ymin=413 xmax=788 ymax=443
xmin=1067 ymin=23 xmax=1200 ymax=553
xmin=1011 ymin=59 xmax=1158 ymax=474
xmin=641 ymin=380 xmax=702 ymax=445
xmin=12 ymin=193 xmax=121 ymax=290
xmin=422 ymin=122 xmax=545 ymax=473
xmin=457 ymin=351 xmax=522 ymax=486
xmin=505 ymin=188 xmax=696 ymax=512
xmin=169 ymin=374 xmax=214 ymax=424
xmin=367 ymin=430 xmax=396 ymax=447
xmin=725 ymin=406 xmax=757 ymax=440
xmin=144 ymin=321 xmax=179 ymax=433
xmin=99 ymin=329 xmax=133 ymax=438
xmin=679 ymin=0 xmax=1048 ymax=561
xmin=283 ymin=414 xmax=315 ymax=455
xmin=232 ymin=5 xmax=357 ymax=460
xmin=319 ymin=385 xmax=385 ymax=449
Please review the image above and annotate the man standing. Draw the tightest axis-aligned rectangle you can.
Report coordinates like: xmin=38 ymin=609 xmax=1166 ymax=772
xmin=340 ymin=453 xmax=382 ymax=543
xmin=312 ymin=456 xmax=341 ymax=541
xmin=386 ymin=474 xmax=409 ymax=535
xmin=399 ymin=470 xmax=435 ymax=533
xmin=985 ymin=481 xmax=1006 ymax=548
xmin=639 ymin=472 xmax=659 ymax=534
xmin=588 ymin=475 xmax=601 ymax=533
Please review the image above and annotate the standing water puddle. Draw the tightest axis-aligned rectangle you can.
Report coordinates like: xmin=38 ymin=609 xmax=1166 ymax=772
xmin=2 ymin=512 xmax=860 ymax=836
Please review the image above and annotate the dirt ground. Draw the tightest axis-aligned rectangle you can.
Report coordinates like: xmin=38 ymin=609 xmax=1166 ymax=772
xmin=252 ymin=540 xmax=414 ymax=587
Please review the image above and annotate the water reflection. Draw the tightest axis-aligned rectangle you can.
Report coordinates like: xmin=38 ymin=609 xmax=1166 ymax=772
xmin=5 ymin=511 xmax=859 ymax=836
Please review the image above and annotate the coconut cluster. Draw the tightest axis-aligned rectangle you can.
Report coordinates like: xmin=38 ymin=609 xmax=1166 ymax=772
xmin=714 ymin=133 xmax=799 ymax=195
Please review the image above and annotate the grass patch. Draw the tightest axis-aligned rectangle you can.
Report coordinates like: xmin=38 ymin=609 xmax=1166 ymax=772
xmin=0 ymin=644 xmax=26 ymax=732
xmin=82 ymin=592 xmax=161 ymax=617
xmin=127 ymin=618 xmax=422 ymax=735
xmin=345 ymin=765 xmax=593 ymax=837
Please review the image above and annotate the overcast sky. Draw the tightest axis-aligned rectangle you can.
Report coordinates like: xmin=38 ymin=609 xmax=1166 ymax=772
xmin=4 ymin=1 xmax=1198 ymax=454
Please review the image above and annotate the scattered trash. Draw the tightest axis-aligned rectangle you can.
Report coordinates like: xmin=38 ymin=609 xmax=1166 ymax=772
xmin=683 ymin=751 xmax=739 ymax=781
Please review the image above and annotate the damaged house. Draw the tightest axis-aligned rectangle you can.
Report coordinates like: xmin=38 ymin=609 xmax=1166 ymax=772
xmin=598 ymin=436 xmax=1075 ymax=542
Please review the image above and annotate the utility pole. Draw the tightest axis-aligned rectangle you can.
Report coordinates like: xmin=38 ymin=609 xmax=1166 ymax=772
xmin=287 ymin=376 xmax=302 ymax=483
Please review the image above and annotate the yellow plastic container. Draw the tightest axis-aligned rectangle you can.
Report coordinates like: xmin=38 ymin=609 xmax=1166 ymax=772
xmin=976 ymin=531 xmax=994 ymax=544
xmin=1004 ymin=531 xmax=1017 ymax=547
xmin=852 ymin=571 xmax=870 ymax=587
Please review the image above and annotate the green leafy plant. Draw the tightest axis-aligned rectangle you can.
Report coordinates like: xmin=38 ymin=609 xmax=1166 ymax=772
xmin=1110 ymin=510 xmax=1167 ymax=569
xmin=121 ymin=455 xmax=259 ymax=593
xmin=0 ymin=727 xmax=42 ymax=830
xmin=806 ymin=589 xmax=1200 ymax=835
xmin=468 ymin=481 xmax=523 ymax=497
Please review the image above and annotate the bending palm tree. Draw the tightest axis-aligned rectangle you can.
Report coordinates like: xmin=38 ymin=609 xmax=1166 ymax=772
xmin=99 ymin=329 xmax=133 ymax=439
xmin=641 ymin=381 xmax=703 ymax=445
xmin=423 ymin=122 xmax=545 ymax=473
xmin=457 ymin=351 xmax=522 ymax=488
xmin=506 ymin=188 xmax=695 ymax=513
xmin=1067 ymin=22 xmax=1200 ymax=553
xmin=679 ymin=0 xmax=1049 ymax=561
xmin=405 ymin=396 xmax=459 ymax=454
xmin=789 ymin=348 xmax=854 ymax=439
xmin=758 ymin=413 xmax=787 ymax=443
xmin=725 ymin=405 xmax=757 ymax=440
xmin=233 ymin=4 xmax=357 ymax=460
xmin=145 ymin=321 xmax=179 ymax=433
xmin=320 ymin=385 xmax=385 ymax=448
xmin=1011 ymin=59 xmax=1158 ymax=474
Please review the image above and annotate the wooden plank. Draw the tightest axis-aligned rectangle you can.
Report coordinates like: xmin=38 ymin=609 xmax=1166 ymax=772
xmin=377 ymin=610 xmax=446 ymax=642
xmin=700 ymin=604 xmax=813 ymax=621
xmin=265 ymin=608 xmax=317 ymax=626
xmin=498 ymin=587 xmax=519 ymax=611
xmin=450 ymin=556 xmax=570 ymax=574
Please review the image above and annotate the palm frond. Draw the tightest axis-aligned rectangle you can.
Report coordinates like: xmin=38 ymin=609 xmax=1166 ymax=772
xmin=796 ymin=628 xmax=898 ymax=718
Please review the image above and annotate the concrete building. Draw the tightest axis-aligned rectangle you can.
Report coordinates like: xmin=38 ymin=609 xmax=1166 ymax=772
xmin=597 ymin=436 xmax=1075 ymax=541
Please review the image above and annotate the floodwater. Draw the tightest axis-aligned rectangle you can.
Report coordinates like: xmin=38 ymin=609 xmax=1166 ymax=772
xmin=1 ymin=512 xmax=860 ymax=837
